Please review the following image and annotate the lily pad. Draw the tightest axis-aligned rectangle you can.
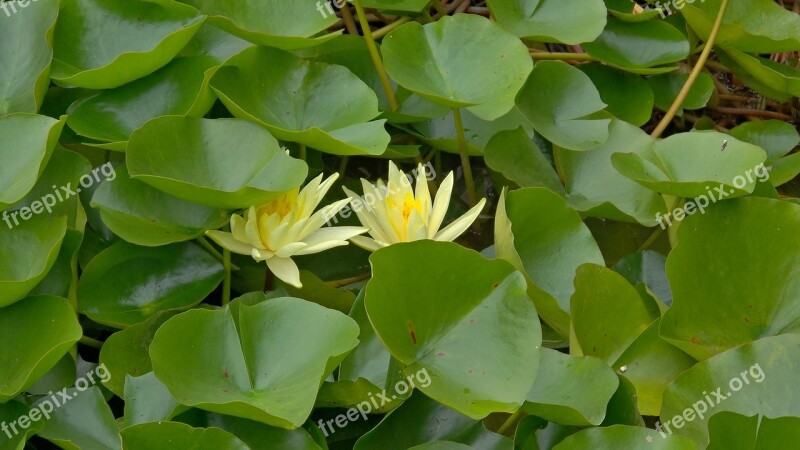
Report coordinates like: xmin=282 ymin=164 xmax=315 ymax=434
xmin=149 ymin=297 xmax=360 ymax=428
xmin=121 ymin=422 xmax=249 ymax=450
xmin=552 ymin=425 xmax=696 ymax=449
xmin=611 ymin=131 xmax=767 ymax=199
xmin=123 ymin=373 xmax=185 ymax=426
xmin=36 ymin=386 xmax=122 ymax=449
xmin=67 ymin=56 xmax=219 ymax=147
xmin=91 ymin=165 xmax=228 ymax=247
xmin=707 ymin=412 xmax=800 ymax=450
xmin=495 ymin=188 xmax=604 ymax=337
xmin=77 ymin=241 xmax=224 ymax=328
xmin=381 ymin=14 xmax=533 ymax=120
xmin=0 ymin=113 xmax=66 ymax=208
xmin=660 ymin=197 xmax=800 ymax=360
xmin=582 ymin=18 xmax=689 ymax=71
xmin=178 ymin=0 xmax=340 ymax=50
xmin=648 ymin=72 xmax=715 ymax=114
xmin=717 ymin=47 xmax=800 ymax=101
xmin=365 ymin=240 xmax=541 ymax=419
xmin=126 ymin=116 xmax=308 ymax=209
xmin=210 ymin=46 xmax=389 ymax=156
xmin=0 ymin=295 xmax=82 ymax=402
xmin=0 ymin=0 xmax=58 ymax=115
xmin=578 ymin=64 xmax=654 ymax=126
xmin=51 ymin=0 xmax=205 ymax=88
xmin=484 ymin=127 xmax=564 ymax=194
xmin=486 ymin=0 xmax=606 ymax=45
xmin=516 ymin=61 xmax=610 ymax=151
xmin=728 ymin=120 xmax=800 ymax=161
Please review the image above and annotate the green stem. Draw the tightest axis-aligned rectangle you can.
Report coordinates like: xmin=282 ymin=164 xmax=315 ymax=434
xmin=352 ymin=0 xmax=399 ymax=111
xmin=299 ymin=143 xmax=307 ymax=162
xmin=79 ymin=336 xmax=104 ymax=349
xmin=651 ymin=0 xmax=730 ymax=138
xmin=338 ymin=156 xmax=350 ymax=178
xmin=222 ymin=248 xmax=231 ymax=306
xmin=452 ymin=108 xmax=478 ymax=207
xmin=372 ymin=16 xmax=410 ymax=39
xmin=497 ymin=410 xmax=523 ymax=435
xmin=530 ymin=52 xmax=596 ymax=62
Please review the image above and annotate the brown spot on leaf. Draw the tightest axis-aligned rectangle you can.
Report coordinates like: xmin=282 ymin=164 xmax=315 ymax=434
xmin=408 ymin=322 xmax=417 ymax=344
xmin=691 ymin=337 xmax=699 ymax=345
xmin=744 ymin=316 xmax=750 ymax=323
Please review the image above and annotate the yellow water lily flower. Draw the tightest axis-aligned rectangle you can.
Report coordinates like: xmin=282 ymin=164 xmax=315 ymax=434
xmin=206 ymin=173 xmax=367 ymax=288
xmin=343 ymin=162 xmax=486 ymax=251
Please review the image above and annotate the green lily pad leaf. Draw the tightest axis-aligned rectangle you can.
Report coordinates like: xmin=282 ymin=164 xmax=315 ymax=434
xmin=582 ymin=18 xmax=689 ymax=70
xmin=340 ymin=290 xmax=391 ymax=389
xmin=487 ymin=0 xmax=606 ymax=44
xmin=661 ymin=334 xmax=800 ymax=446
xmin=99 ymin=311 xmax=179 ymax=396
xmin=176 ymin=410 xmax=324 ymax=450
xmin=524 ymin=349 xmax=619 ymax=426
xmin=210 ymin=46 xmax=389 ymax=156
xmin=485 ymin=127 xmax=564 ymax=194
xmin=177 ymin=23 xmax=253 ymax=64
xmin=578 ymin=64 xmax=654 ymax=126
xmin=36 ymin=386 xmax=121 ymax=450
xmin=178 ymin=0 xmax=339 ymax=50
xmin=611 ymin=131 xmax=768 ymax=199
xmin=495 ymin=188 xmax=604 ymax=337
xmin=365 ymin=241 xmax=541 ymax=419
xmin=67 ymin=56 xmax=219 ymax=146
xmin=728 ymin=120 xmax=800 ymax=161
xmin=769 ymin=152 xmax=800 ymax=187
xmin=127 ymin=116 xmax=308 ymax=209
xmin=77 ymin=241 xmax=224 ymax=328
xmin=9 ymin=147 xmax=92 ymax=231
xmin=29 ymin=229 xmax=82 ymax=298
xmin=552 ymin=425 xmax=696 ymax=449
xmin=382 ymin=14 xmax=533 ymax=120
xmin=278 ymin=270 xmax=356 ymax=314
xmin=150 ymin=297 xmax=359 ymax=428
xmin=410 ymin=108 xmax=531 ymax=156
xmin=354 ymin=391 xmax=512 ymax=450
xmin=51 ymin=0 xmax=205 ymax=89
xmin=648 ymin=72 xmax=715 ymax=114
xmin=707 ymin=412 xmax=800 ymax=450
xmin=571 ymin=264 xmax=660 ymax=364
xmin=660 ymin=197 xmax=800 ymax=360
xmin=682 ymin=0 xmax=800 ymax=53
xmin=121 ymin=422 xmax=248 ymax=450
xmin=0 ymin=216 xmax=67 ymax=307
xmin=604 ymin=0 xmax=662 ymax=22
xmin=0 ymin=113 xmax=65 ymax=208
xmin=91 ymin=165 xmax=228 ymax=247
xmin=0 ymin=295 xmax=82 ymax=402
xmin=360 ymin=0 xmax=431 ymax=12
xmin=0 ymin=0 xmax=58 ymax=115
xmin=556 ymin=118 xmax=666 ymax=226
xmin=717 ymin=47 xmax=800 ymax=101
xmin=612 ymin=319 xmax=695 ymax=416
xmin=612 ymin=250 xmax=672 ymax=306
xmin=0 ymin=400 xmax=43 ymax=448
xmin=517 ymin=61 xmax=611 ymax=151
xmin=123 ymin=373 xmax=185 ymax=426
xmin=602 ymin=374 xmax=645 ymax=427
xmin=410 ymin=443 xmax=473 ymax=450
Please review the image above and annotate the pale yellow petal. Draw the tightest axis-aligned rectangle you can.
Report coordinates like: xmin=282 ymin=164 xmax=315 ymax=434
xmin=205 ymin=230 xmax=253 ymax=256
xmin=405 ymin=209 xmax=428 ymax=242
xmin=294 ymin=240 xmax=348 ymax=255
xmin=343 ymin=186 xmax=392 ymax=244
xmin=231 ymin=214 xmax=248 ymax=243
xmin=428 ymin=172 xmax=454 ymax=238
xmin=349 ymin=235 xmax=384 ymax=252
xmin=267 ymin=257 xmax=302 ymax=288
xmin=303 ymin=226 xmax=369 ymax=246
xmin=245 ymin=206 xmax=265 ymax=249
xmin=274 ymin=242 xmax=308 ymax=258
xmin=434 ymin=197 xmax=486 ymax=242
xmin=414 ymin=163 xmax=432 ymax=221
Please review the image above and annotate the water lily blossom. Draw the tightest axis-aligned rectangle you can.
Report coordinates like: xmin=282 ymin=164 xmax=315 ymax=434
xmin=206 ymin=173 xmax=367 ymax=288
xmin=344 ymin=162 xmax=486 ymax=251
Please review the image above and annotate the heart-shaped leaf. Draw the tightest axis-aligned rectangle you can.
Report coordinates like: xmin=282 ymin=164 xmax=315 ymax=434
xmin=486 ymin=0 xmax=606 ymax=44
xmin=0 ymin=296 xmax=82 ymax=402
xmin=123 ymin=373 xmax=185 ymax=426
xmin=51 ymin=0 xmax=205 ymax=88
xmin=0 ymin=0 xmax=58 ymax=115
xmin=127 ymin=116 xmax=308 ymax=209
xmin=210 ymin=46 xmax=389 ymax=156
xmin=0 ymin=113 xmax=65 ymax=208
xmin=728 ymin=120 xmax=800 ymax=161
xmin=660 ymin=197 xmax=800 ymax=360
xmin=178 ymin=0 xmax=340 ymax=50
xmin=582 ymin=18 xmax=689 ymax=71
xmin=365 ymin=240 xmax=541 ymax=419
xmin=91 ymin=165 xmax=228 ymax=247
xmin=516 ymin=61 xmax=610 ymax=151
xmin=77 ymin=241 xmax=224 ymax=328
xmin=579 ymin=64 xmax=654 ymax=126
xmin=150 ymin=297 xmax=359 ymax=428
xmin=0 ymin=401 xmax=43 ymax=448
xmin=67 ymin=56 xmax=219 ymax=147
xmin=495 ymin=188 xmax=604 ymax=337
xmin=36 ymin=386 xmax=122 ymax=449
xmin=382 ymin=14 xmax=533 ymax=121
xmin=484 ymin=127 xmax=564 ymax=194
xmin=612 ymin=131 xmax=767 ymax=199
xmin=707 ymin=412 xmax=800 ymax=450
xmin=0 ymin=216 xmax=67 ymax=307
